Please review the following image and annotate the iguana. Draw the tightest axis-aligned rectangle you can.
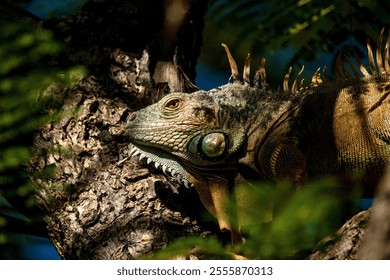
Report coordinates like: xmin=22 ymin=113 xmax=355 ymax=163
xmin=125 ymin=30 xmax=390 ymax=242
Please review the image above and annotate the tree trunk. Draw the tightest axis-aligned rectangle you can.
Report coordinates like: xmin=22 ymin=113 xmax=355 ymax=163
xmin=30 ymin=0 xmax=212 ymax=259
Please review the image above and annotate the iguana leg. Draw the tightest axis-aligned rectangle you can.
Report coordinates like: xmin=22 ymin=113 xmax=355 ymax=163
xmin=208 ymin=179 xmax=231 ymax=232
xmin=193 ymin=179 xmax=242 ymax=244
xmin=209 ymin=179 xmax=242 ymax=244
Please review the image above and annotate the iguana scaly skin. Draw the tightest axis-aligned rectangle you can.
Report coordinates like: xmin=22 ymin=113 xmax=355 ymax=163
xmin=125 ymin=30 xmax=390 ymax=242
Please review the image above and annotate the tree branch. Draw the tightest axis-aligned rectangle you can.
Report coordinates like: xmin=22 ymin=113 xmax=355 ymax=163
xmin=358 ymin=164 xmax=390 ymax=259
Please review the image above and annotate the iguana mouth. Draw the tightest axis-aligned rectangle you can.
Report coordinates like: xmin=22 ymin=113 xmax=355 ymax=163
xmin=129 ymin=143 xmax=192 ymax=188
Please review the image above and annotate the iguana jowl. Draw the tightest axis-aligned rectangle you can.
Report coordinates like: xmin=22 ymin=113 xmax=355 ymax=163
xmin=125 ymin=30 xmax=390 ymax=242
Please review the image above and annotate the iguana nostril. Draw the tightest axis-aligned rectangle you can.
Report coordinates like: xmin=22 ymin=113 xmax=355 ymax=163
xmin=128 ymin=112 xmax=137 ymax=122
xmin=125 ymin=112 xmax=137 ymax=129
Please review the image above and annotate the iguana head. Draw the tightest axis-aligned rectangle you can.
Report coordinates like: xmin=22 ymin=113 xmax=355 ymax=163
xmin=125 ymin=87 xmax=247 ymax=187
xmin=125 ymin=44 xmax=289 ymax=187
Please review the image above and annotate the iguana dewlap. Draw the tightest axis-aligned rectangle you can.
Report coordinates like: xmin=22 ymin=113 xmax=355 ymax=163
xmin=125 ymin=31 xmax=390 ymax=242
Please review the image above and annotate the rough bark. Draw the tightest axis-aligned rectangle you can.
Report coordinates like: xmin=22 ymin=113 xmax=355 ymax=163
xmin=309 ymin=164 xmax=390 ymax=260
xmin=29 ymin=0 xmax=213 ymax=259
xmin=358 ymin=164 xmax=390 ymax=259
xmin=309 ymin=210 xmax=370 ymax=260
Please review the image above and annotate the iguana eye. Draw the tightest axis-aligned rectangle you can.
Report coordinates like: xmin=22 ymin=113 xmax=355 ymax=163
xmin=164 ymin=98 xmax=183 ymax=110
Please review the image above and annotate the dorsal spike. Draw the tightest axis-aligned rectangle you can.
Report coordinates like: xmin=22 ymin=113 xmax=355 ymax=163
xmin=179 ymin=67 xmax=200 ymax=91
xmin=292 ymin=65 xmax=304 ymax=93
xmin=340 ymin=54 xmax=352 ymax=79
xmin=254 ymin=57 xmax=267 ymax=88
xmin=260 ymin=57 xmax=267 ymax=87
xmin=352 ymin=50 xmax=370 ymax=76
xmin=385 ymin=29 xmax=390 ymax=73
xmin=311 ymin=67 xmax=322 ymax=86
xmin=322 ymin=66 xmax=327 ymax=81
xmin=299 ymin=78 xmax=305 ymax=90
xmin=336 ymin=52 xmax=355 ymax=79
xmin=283 ymin=67 xmax=292 ymax=93
xmin=243 ymin=53 xmax=251 ymax=86
xmin=291 ymin=80 xmax=297 ymax=93
xmin=367 ymin=39 xmax=377 ymax=73
xmin=221 ymin=43 xmax=240 ymax=83
xmin=254 ymin=57 xmax=267 ymax=89
xmin=335 ymin=52 xmax=345 ymax=78
xmin=344 ymin=54 xmax=361 ymax=78
xmin=376 ymin=27 xmax=385 ymax=74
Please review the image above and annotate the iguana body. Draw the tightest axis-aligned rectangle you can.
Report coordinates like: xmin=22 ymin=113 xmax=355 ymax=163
xmin=125 ymin=32 xmax=390 ymax=241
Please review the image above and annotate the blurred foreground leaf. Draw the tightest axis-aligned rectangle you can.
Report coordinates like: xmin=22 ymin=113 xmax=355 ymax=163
xmin=154 ymin=178 xmax=358 ymax=259
xmin=0 ymin=16 xmax=85 ymax=251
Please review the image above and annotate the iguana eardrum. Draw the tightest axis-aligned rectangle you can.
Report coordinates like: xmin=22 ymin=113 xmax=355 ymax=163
xmin=125 ymin=30 xmax=390 ymax=242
